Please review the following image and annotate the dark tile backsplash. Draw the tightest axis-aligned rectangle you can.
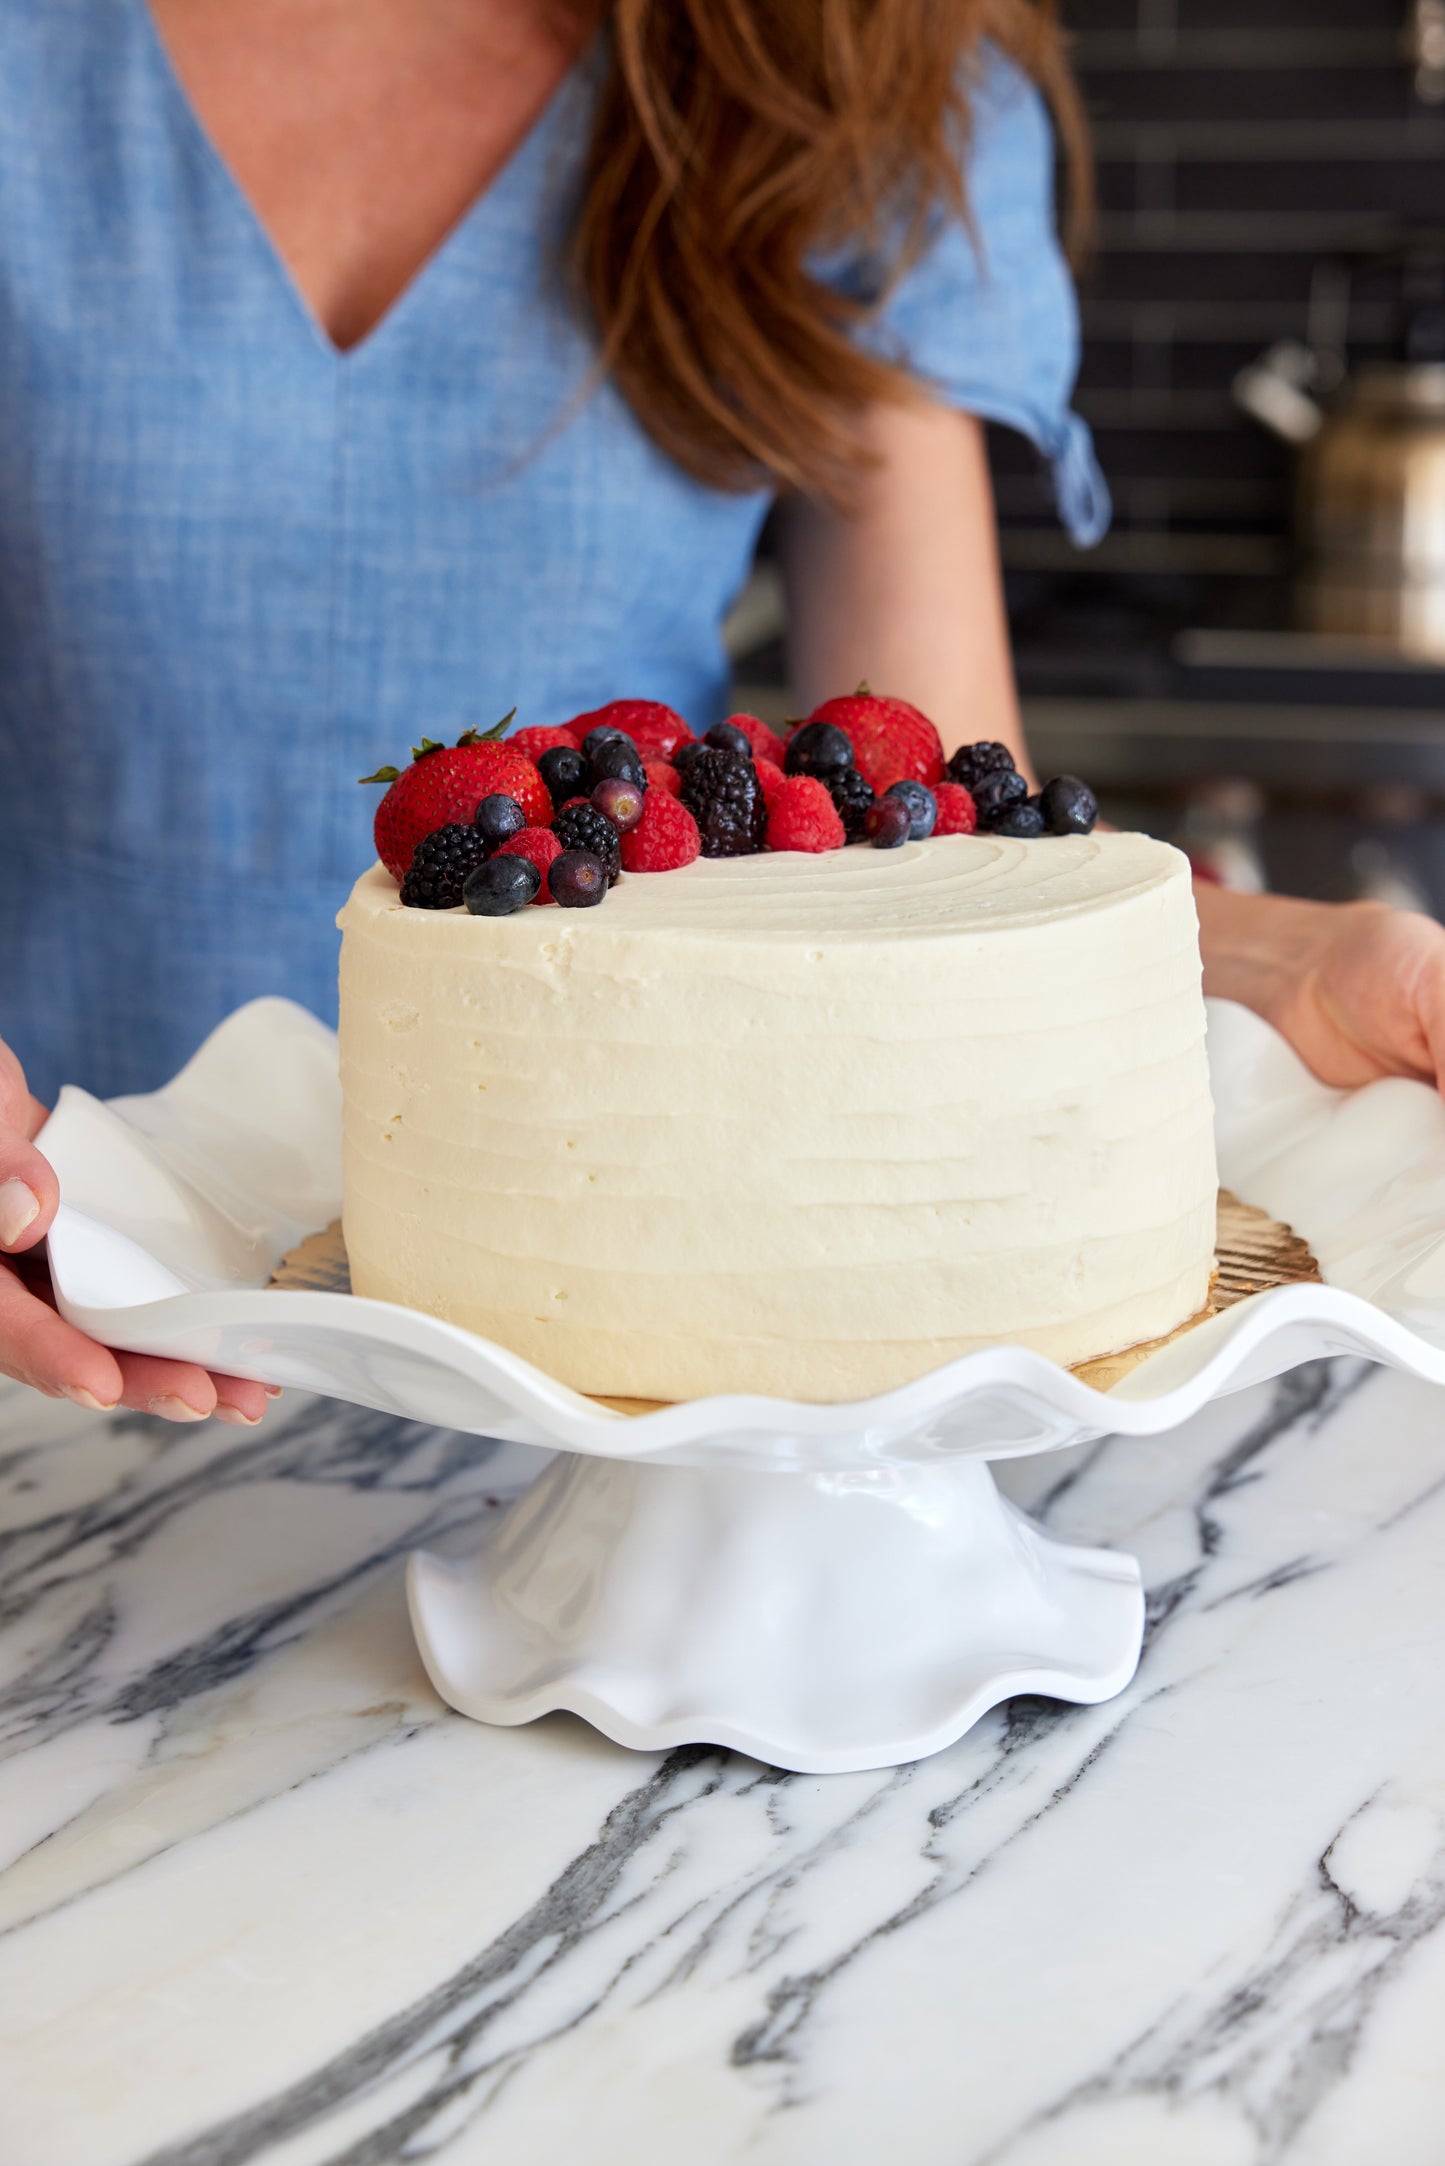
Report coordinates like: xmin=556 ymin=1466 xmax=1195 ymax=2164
xmin=994 ymin=0 xmax=1445 ymax=612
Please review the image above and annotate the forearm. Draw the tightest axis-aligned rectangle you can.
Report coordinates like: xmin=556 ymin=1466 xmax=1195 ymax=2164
xmin=777 ymin=402 xmax=1030 ymax=767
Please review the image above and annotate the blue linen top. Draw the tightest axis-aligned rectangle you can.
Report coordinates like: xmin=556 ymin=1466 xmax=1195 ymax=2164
xmin=0 ymin=0 xmax=1108 ymax=1102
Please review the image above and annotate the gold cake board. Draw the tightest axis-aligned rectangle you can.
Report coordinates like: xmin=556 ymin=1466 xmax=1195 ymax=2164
xmin=270 ymin=1192 xmax=1321 ymax=1411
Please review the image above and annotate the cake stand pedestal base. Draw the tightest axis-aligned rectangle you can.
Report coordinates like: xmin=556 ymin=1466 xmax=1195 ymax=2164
xmin=407 ymin=1453 xmax=1144 ymax=1775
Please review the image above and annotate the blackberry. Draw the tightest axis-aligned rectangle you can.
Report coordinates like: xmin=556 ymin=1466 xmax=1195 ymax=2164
xmin=947 ymin=741 xmax=1017 ymax=794
xmin=824 ymin=764 xmax=874 ymax=842
xmin=552 ymin=801 xmax=622 ymax=883
xmin=679 ymin=747 xmax=767 ymax=857
xmin=400 ymin=823 xmax=486 ymax=908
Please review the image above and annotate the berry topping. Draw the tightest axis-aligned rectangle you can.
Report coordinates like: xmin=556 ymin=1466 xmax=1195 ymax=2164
xmin=644 ymin=758 xmax=682 ymax=797
xmin=866 ymin=797 xmax=909 ymax=844
xmin=865 ymin=795 xmax=912 ymax=849
xmin=754 ymin=756 xmax=787 ymax=810
xmin=946 ymin=740 xmax=1017 ymax=793
xmin=679 ymin=747 xmax=767 ymax=857
xmin=553 ymin=800 xmax=623 ymax=883
xmin=932 ymin=781 xmax=978 ymax=836
xmin=568 ymin=699 xmax=692 ymax=763
xmin=399 ymin=823 xmax=487 ymax=908
xmin=704 ymin=719 xmax=754 ymax=759
xmin=549 ymin=849 xmax=609 ymax=907
xmin=672 ymin=739 xmax=709 ymax=777
xmin=473 ymin=793 xmax=527 ymax=850
xmin=494 ymin=825 xmax=562 ymax=901
xmin=724 ymin=712 xmax=788 ymax=768
xmin=1038 ymin=775 xmax=1099 ymax=835
xmin=885 ymin=779 xmax=937 ymax=840
xmin=588 ymin=735 xmax=647 ymax=791
xmin=361 ymin=720 xmax=552 ymax=882
xmin=804 ymin=689 xmax=944 ymax=793
xmin=765 ymin=774 xmax=846 ymax=854
xmin=463 ymin=852 xmax=541 ymax=915
xmin=507 ymin=724 xmax=582 ymax=764
xmin=993 ymin=802 xmax=1047 ymax=839
xmin=620 ymin=786 xmax=702 ymax=872
xmin=538 ymin=744 xmax=588 ymax=809
xmin=581 ymin=723 xmax=633 ymax=761
xmin=824 ymin=764 xmax=875 ymax=842
xmin=971 ymin=768 xmax=1029 ymax=829
xmin=784 ymin=719 xmax=853 ymax=779
xmin=592 ymin=775 xmax=645 ymax=833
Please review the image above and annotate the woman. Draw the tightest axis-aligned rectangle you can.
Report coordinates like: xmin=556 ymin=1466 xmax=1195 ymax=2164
xmin=3 ymin=0 xmax=1444 ymax=1423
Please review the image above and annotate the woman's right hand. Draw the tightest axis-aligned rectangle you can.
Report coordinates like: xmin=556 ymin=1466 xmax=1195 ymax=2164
xmin=0 ymin=1038 xmax=273 ymax=1424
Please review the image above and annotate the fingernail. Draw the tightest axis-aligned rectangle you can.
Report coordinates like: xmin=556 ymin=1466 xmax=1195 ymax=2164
xmin=0 ymin=1178 xmax=40 ymax=1250
xmin=148 ymin=1394 xmax=209 ymax=1423
xmin=212 ymin=1404 xmax=263 ymax=1428
xmin=264 ymin=1385 xmax=284 ymax=1399
xmin=63 ymin=1385 xmax=120 ymax=1413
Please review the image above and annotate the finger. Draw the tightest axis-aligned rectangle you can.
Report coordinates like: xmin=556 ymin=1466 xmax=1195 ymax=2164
xmin=110 ymin=1351 xmax=272 ymax=1426
xmin=0 ymin=1259 xmax=125 ymax=1408
xmin=0 ymin=1123 xmax=59 ymax=1257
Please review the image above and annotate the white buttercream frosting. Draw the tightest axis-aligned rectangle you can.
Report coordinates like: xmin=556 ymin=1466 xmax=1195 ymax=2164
xmin=337 ymin=833 xmax=1216 ymax=1401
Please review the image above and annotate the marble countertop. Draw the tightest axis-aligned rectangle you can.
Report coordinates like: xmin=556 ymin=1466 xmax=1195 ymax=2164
xmin=3 ymin=1358 xmax=1444 ymax=2166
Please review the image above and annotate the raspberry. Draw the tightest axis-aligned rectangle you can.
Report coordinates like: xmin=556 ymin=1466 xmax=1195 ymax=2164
xmin=644 ymin=759 xmax=681 ymax=798
xmin=766 ymin=775 xmax=845 ymax=854
xmin=566 ymin=699 xmax=692 ymax=763
xmin=494 ymin=826 xmax=562 ymax=901
xmin=754 ymin=757 xmax=787 ymax=810
xmin=679 ymin=747 xmax=766 ymax=857
xmin=933 ymin=781 xmax=978 ymax=835
xmin=553 ymin=802 xmax=622 ymax=884
xmin=399 ymin=824 xmax=487 ymax=909
xmin=620 ymin=788 xmax=701 ymax=872
xmin=508 ymin=724 xmax=582 ymax=764
xmin=724 ymin=712 xmax=788 ymax=768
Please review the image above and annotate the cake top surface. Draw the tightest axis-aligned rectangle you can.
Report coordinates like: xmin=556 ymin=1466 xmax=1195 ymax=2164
xmin=342 ymin=831 xmax=1188 ymax=946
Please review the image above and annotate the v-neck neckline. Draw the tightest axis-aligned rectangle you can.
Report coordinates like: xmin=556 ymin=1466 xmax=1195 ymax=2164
xmin=134 ymin=0 xmax=585 ymax=365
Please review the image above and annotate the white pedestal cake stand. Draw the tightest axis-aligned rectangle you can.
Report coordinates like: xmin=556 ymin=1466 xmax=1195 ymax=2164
xmin=42 ymin=997 xmax=1445 ymax=1774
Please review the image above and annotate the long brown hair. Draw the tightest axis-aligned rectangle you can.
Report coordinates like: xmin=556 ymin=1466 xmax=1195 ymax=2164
xmin=573 ymin=1 xmax=1090 ymax=503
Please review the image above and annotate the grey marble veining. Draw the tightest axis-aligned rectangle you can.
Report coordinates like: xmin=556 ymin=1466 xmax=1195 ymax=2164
xmin=1 ymin=1358 xmax=1443 ymax=2166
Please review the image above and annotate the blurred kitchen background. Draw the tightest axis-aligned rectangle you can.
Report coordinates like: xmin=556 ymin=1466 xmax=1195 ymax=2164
xmin=728 ymin=0 xmax=1445 ymax=911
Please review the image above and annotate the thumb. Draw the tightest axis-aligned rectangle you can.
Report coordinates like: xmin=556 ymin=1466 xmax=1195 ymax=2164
xmin=0 ymin=1037 xmax=59 ymax=1255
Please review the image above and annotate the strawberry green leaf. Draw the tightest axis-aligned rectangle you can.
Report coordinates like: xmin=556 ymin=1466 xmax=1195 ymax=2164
xmin=357 ymin=764 xmax=401 ymax=785
xmin=456 ymin=707 xmax=518 ymax=748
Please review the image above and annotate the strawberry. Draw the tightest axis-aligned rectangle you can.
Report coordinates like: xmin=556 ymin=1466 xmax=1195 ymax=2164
xmin=361 ymin=719 xmax=552 ymax=883
xmin=796 ymin=687 xmax=944 ymax=795
xmin=567 ymin=698 xmax=693 ymax=763
xmin=724 ymin=712 xmax=788 ymax=769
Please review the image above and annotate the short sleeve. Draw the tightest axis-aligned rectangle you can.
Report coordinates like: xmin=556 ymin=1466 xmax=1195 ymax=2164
xmin=831 ymin=53 xmax=1110 ymax=546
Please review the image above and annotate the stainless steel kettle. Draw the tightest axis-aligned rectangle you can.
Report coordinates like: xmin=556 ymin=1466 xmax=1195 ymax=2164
xmin=1295 ymin=363 xmax=1445 ymax=660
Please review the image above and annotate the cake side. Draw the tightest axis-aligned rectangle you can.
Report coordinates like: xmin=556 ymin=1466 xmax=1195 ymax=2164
xmin=338 ymin=834 xmax=1217 ymax=1401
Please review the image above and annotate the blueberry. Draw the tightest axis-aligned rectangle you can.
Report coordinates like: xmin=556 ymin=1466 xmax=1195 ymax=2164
xmin=592 ymin=775 xmax=645 ymax=834
xmin=581 ymin=724 xmax=638 ymax=764
xmin=1038 ymin=775 xmax=1098 ymax=835
xmin=549 ymin=848 xmax=609 ymax=907
xmin=784 ymin=721 xmax=853 ymax=779
xmin=971 ymin=768 xmax=1029 ymax=827
xmin=992 ymin=802 xmax=1046 ymax=839
xmin=472 ymin=793 xmax=527 ymax=851
xmin=588 ymin=736 xmax=647 ymax=791
xmin=885 ymin=779 xmax=937 ymax=840
xmin=705 ymin=720 xmax=753 ymax=759
xmin=462 ymin=852 xmax=541 ymax=915
xmin=866 ymin=795 xmax=912 ymax=849
xmin=673 ymin=739 xmax=709 ymax=776
xmin=538 ymin=744 xmax=587 ymax=808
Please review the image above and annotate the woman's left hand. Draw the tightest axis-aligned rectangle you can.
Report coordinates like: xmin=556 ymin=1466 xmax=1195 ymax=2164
xmin=1195 ymin=881 xmax=1445 ymax=1093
